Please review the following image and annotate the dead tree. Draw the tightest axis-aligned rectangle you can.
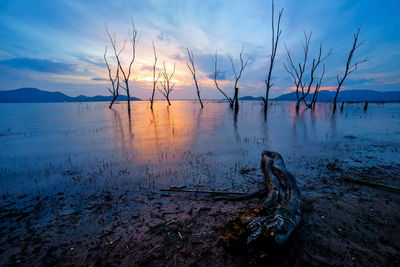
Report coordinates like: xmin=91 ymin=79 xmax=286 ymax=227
xmin=186 ymin=48 xmax=204 ymax=108
xmin=263 ymin=0 xmax=283 ymax=109
xmin=310 ymin=64 xmax=325 ymax=109
xmin=300 ymin=45 xmax=331 ymax=108
xmin=213 ymin=52 xmax=233 ymax=108
xmin=158 ymin=62 xmax=176 ymax=106
xmin=221 ymin=151 xmax=302 ymax=248
xmin=104 ymin=46 xmax=120 ymax=109
xmin=106 ymin=18 xmax=137 ymax=118
xmin=283 ymin=32 xmax=311 ymax=111
xmin=229 ymin=45 xmax=250 ymax=111
xmin=333 ymin=27 xmax=368 ymax=112
xmin=150 ymin=42 xmax=161 ymax=110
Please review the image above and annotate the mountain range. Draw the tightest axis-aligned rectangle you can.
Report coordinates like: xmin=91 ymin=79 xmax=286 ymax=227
xmin=0 ymin=88 xmax=399 ymax=103
xmin=272 ymin=90 xmax=400 ymax=102
xmin=0 ymin=88 xmax=140 ymax=103
xmin=240 ymin=90 xmax=400 ymax=102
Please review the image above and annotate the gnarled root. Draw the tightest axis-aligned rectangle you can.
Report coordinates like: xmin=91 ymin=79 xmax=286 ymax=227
xmin=222 ymin=151 xmax=302 ymax=249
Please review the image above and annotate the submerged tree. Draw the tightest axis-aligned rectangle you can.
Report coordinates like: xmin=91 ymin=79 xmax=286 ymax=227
xmin=186 ymin=48 xmax=203 ymax=108
xmin=158 ymin=62 xmax=176 ymax=105
xmin=283 ymin=32 xmax=311 ymax=111
xmin=105 ymin=18 xmax=137 ymax=118
xmin=310 ymin=65 xmax=325 ymax=109
xmin=103 ymin=46 xmax=120 ymax=109
xmin=150 ymin=42 xmax=162 ymax=110
xmin=229 ymin=45 xmax=250 ymax=111
xmin=333 ymin=27 xmax=368 ymax=112
xmin=213 ymin=51 xmax=233 ymax=108
xmin=284 ymin=32 xmax=330 ymax=111
xmin=263 ymin=0 xmax=283 ymax=109
xmin=300 ymin=45 xmax=331 ymax=109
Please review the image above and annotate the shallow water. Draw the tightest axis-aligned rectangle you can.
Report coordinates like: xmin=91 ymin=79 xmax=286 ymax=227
xmin=1 ymin=100 xmax=399 ymax=195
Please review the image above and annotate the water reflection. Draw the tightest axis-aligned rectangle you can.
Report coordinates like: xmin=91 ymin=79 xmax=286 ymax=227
xmin=1 ymin=101 xmax=399 ymax=193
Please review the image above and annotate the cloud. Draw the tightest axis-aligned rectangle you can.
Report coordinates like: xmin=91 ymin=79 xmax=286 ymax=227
xmin=0 ymin=58 xmax=76 ymax=74
xmin=92 ymin=77 xmax=107 ymax=81
xmin=344 ymin=78 xmax=375 ymax=85
xmin=208 ymin=70 xmax=227 ymax=80
xmin=73 ymin=54 xmax=104 ymax=68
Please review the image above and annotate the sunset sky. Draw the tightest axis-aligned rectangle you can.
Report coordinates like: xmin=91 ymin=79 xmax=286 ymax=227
xmin=0 ymin=0 xmax=399 ymax=99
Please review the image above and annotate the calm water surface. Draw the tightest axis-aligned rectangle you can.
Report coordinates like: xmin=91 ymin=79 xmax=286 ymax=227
xmin=1 ymin=101 xmax=399 ymax=195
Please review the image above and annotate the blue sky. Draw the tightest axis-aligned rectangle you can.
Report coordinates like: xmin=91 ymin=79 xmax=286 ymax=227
xmin=0 ymin=0 xmax=399 ymax=99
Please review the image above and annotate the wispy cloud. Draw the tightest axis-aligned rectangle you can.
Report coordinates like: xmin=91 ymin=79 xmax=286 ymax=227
xmin=0 ymin=0 xmax=399 ymax=98
xmin=91 ymin=77 xmax=107 ymax=81
xmin=0 ymin=58 xmax=76 ymax=74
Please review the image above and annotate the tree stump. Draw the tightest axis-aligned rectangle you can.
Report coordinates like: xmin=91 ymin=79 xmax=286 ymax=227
xmin=221 ymin=151 xmax=302 ymax=249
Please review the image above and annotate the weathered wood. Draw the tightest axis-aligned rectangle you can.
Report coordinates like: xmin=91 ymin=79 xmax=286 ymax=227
xmin=222 ymin=151 xmax=302 ymax=247
xmin=160 ymin=188 xmax=249 ymax=195
xmin=341 ymin=177 xmax=400 ymax=192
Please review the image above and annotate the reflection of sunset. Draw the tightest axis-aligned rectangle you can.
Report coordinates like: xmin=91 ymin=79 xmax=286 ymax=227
xmin=106 ymin=101 xmax=223 ymax=165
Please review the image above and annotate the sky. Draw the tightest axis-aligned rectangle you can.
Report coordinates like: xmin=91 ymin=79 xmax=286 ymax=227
xmin=0 ymin=0 xmax=399 ymax=99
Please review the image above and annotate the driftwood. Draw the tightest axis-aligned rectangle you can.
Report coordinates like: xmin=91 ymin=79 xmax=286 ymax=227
xmin=341 ymin=177 xmax=400 ymax=192
xmin=160 ymin=188 xmax=249 ymax=196
xmin=222 ymin=151 xmax=302 ymax=248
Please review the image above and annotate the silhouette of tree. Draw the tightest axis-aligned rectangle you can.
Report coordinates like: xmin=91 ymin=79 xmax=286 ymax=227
xmin=213 ymin=51 xmax=233 ymax=108
xmin=150 ymin=42 xmax=162 ymax=110
xmin=229 ymin=45 xmax=250 ymax=111
xmin=105 ymin=18 xmax=137 ymax=119
xmin=263 ymin=0 xmax=283 ymax=109
xmin=158 ymin=62 xmax=176 ymax=106
xmin=186 ymin=48 xmax=203 ymax=108
xmin=103 ymin=45 xmax=120 ymax=109
xmin=333 ymin=27 xmax=368 ymax=112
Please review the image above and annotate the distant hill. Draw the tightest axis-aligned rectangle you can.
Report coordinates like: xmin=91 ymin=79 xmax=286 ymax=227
xmin=239 ymin=96 xmax=262 ymax=101
xmin=273 ymin=90 xmax=400 ymax=102
xmin=0 ymin=88 xmax=140 ymax=103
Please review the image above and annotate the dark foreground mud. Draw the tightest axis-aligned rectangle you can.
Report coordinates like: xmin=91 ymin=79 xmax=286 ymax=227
xmin=1 ymin=162 xmax=399 ymax=266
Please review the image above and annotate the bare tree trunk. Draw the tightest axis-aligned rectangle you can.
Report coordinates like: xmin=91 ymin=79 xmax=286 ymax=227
xmin=283 ymin=33 xmax=311 ymax=113
xmin=103 ymin=45 xmax=120 ymax=109
xmin=229 ymin=45 xmax=250 ymax=112
xmin=264 ymin=0 xmax=283 ymax=109
xmin=213 ymin=52 xmax=234 ymax=108
xmin=109 ymin=94 xmax=118 ymax=109
xmin=150 ymin=42 xmax=161 ymax=110
xmin=158 ymin=62 xmax=176 ymax=106
xmin=333 ymin=27 xmax=368 ymax=112
xmin=186 ymin=48 xmax=203 ymax=108
xmin=106 ymin=18 xmax=137 ymax=119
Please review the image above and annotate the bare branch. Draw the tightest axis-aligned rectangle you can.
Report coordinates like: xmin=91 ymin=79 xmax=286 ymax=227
xmin=158 ymin=61 xmax=175 ymax=105
xmin=230 ymin=45 xmax=250 ymax=110
xmin=264 ymin=0 xmax=284 ymax=106
xmin=186 ymin=48 xmax=203 ymax=108
xmin=333 ymin=27 xmax=368 ymax=112
xmin=213 ymin=51 xmax=233 ymax=107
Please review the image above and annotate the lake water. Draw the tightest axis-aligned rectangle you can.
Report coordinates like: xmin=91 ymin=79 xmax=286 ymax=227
xmin=1 ymin=100 xmax=399 ymax=196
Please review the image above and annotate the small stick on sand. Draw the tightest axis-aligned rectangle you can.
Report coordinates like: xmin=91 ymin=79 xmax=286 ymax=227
xmin=341 ymin=177 xmax=400 ymax=192
xmin=160 ymin=188 xmax=249 ymax=195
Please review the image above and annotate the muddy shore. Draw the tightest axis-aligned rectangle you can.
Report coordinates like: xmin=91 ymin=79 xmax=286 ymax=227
xmin=1 ymin=160 xmax=399 ymax=266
